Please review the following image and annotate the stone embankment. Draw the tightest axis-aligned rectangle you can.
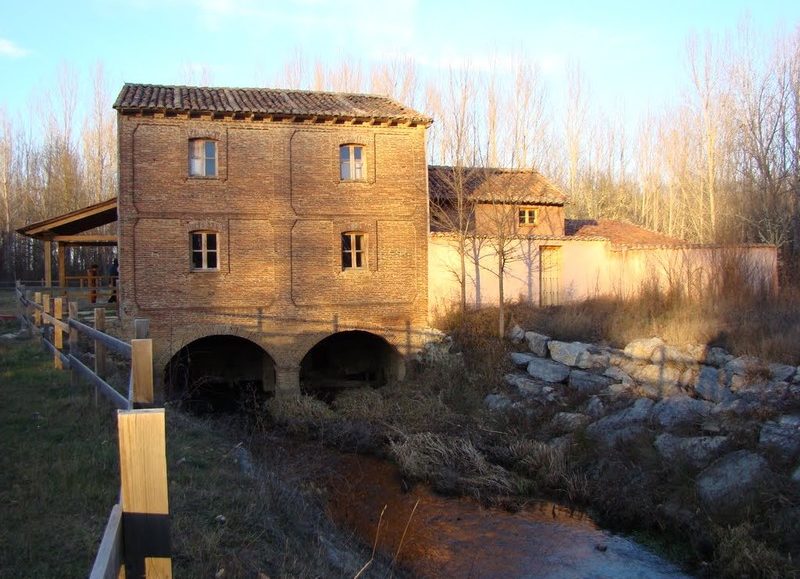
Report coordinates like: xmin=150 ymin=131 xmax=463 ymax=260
xmin=491 ymin=326 xmax=800 ymax=515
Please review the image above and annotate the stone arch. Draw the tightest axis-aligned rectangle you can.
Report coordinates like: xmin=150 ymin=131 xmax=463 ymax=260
xmin=162 ymin=326 xmax=277 ymax=412
xmin=299 ymin=330 xmax=405 ymax=395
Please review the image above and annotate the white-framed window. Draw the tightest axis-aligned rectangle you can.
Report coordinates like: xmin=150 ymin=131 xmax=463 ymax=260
xmin=189 ymin=139 xmax=217 ymax=177
xmin=341 ymin=232 xmax=366 ymax=270
xmin=191 ymin=231 xmax=219 ymax=270
xmin=518 ymin=206 xmax=538 ymax=225
xmin=339 ymin=144 xmax=365 ymax=181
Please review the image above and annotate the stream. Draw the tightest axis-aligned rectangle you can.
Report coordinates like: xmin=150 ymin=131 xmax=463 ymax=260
xmin=254 ymin=433 xmax=691 ymax=578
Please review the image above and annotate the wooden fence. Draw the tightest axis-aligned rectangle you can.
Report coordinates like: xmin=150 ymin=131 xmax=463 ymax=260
xmin=16 ymin=283 xmax=172 ymax=579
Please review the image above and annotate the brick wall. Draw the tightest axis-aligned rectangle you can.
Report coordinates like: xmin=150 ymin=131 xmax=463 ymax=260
xmin=117 ymin=113 xmax=431 ymax=393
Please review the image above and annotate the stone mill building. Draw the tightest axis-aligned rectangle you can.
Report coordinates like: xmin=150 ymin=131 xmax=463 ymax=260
xmin=113 ymin=83 xmax=433 ymax=400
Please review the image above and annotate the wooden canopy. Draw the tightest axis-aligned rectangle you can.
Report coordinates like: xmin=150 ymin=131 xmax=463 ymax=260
xmin=16 ymin=197 xmax=118 ymax=287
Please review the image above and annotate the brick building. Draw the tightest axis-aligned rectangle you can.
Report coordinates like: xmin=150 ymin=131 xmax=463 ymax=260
xmin=113 ymin=84 xmax=433 ymax=400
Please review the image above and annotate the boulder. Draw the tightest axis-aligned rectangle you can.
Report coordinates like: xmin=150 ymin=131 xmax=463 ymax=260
xmin=585 ymin=395 xmax=605 ymax=419
xmin=711 ymin=398 xmax=759 ymax=417
xmin=769 ymin=363 xmax=796 ymax=382
xmin=484 ymin=393 xmax=513 ymax=412
xmin=524 ymin=331 xmax=551 ymax=357
xmin=793 ymin=463 xmax=800 ymax=483
xmin=608 ymin=382 xmax=636 ymax=398
xmin=654 ymin=433 xmax=730 ymax=469
xmin=551 ymin=412 xmax=590 ymax=433
xmin=628 ymin=363 xmax=683 ymax=393
xmin=526 ymin=358 xmax=570 ymax=383
xmin=651 ymin=396 xmax=713 ymax=429
xmin=651 ymin=343 xmax=706 ymax=365
xmin=504 ymin=373 xmax=544 ymax=396
xmin=725 ymin=355 xmax=764 ymax=377
xmin=548 ymin=341 xmax=609 ymax=369
xmin=507 ymin=324 xmax=526 ymax=342
xmin=706 ymin=347 xmax=733 ymax=368
xmin=568 ymin=370 xmax=614 ymax=394
xmin=624 ymin=337 xmax=664 ymax=361
xmin=586 ymin=398 xmax=654 ymax=447
xmin=604 ymin=366 xmax=634 ymax=386
xmin=511 ymin=352 xmax=538 ymax=368
xmin=759 ymin=415 xmax=800 ymax=460
xmin=696 ymin=450 xmax=771 ymax=515
xmin=695 ymin=366 xmax=736 ymax=403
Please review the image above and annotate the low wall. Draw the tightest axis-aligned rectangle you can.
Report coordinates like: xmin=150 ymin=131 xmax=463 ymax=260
xmin=428 ymin=234 xmax=778 ymax=314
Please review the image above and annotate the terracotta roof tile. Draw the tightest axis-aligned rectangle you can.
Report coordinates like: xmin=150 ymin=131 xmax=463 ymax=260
xmin=428 ymin=165 xmax=566 ymax=205
xmin=565 ymin=219 xmax=687 ymax=246
xmin=114 ymin=83 xmax=432 ymax=124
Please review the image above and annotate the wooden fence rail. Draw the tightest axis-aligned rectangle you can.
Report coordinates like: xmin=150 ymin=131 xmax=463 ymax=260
xmin=15 ymin=282 xmax=172 ymax=579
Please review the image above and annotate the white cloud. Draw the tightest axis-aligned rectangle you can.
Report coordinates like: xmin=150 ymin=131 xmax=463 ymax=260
xmin=0 ymin=38 xmax=29 ymax=58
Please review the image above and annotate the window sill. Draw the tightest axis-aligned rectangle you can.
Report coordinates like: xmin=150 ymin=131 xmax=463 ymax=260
xmin=188 ymin=175 xmax=220 ymax=180
xmin=190 ymin=268 xmax=221 ymax=273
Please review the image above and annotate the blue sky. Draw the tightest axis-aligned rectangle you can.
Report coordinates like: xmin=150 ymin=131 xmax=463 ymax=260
xmin=1 ymin=0 xmax=799 ymax=120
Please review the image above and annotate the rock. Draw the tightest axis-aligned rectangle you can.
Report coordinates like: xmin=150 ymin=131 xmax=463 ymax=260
xmin=711 ymin=398 xmax=759 ymax=417
xmin=695 ymin=366 xmax=736 ymax=403
xmin=585 ymin=395 xmax=605 ymax=418
xmin=586 ymin=398 xmax=654 ymax=447
xmin=638 ymin=380 xmax=686 ymax=399
xmin=608 ymin=382 xmax=636 ymax=398
xmin=526 ymin=358 xmax=570 ymax=383
xmin=706 ymin=347 xmax=733 ymax=368
xmin=759 ymin=415 xmax=800 ymax=460
xmin=551 ymin=412 xmax=590 ymax=433
xmin=484 ymin=393 xmax=513 ymax=412
xmin=505 ymin=374 xmax=555 ymax=401
xmin=628 ymin=363 xmax=683 ymax=394
xmin=508 ymin=324 xmax=526 ymax=342
xmin=652 ymin=343 xmax=705 ymax=365
xmin=654 ymin=433 xmax=730 ymax=469
xmin=792 ymin=463 xmax=800 ymax=483
xmin=511 ymin=352 xmax=538 ymax=367
xmin=524 ymin=331 xmax=551 ymax=357
xmin=624 ymin=337 xmax=664 ymax=361
xmin=604 ymin=366 xmax=634 ymax=386
xmin=568 ymin=370 xmax=614 ymax=394
xmin=696 ymin=450 xmax=771 ymax=515
xmin=548 ymin=340 xmax=609 ymax=369
xmin=679 ymin=367 xmax=697 ymax=389
xmin=725 ymin=356 xmax=764 ymax=377
xmin=769 ymin=363 xmax=796 ymax=382
xmin=651 ymin=396 xmax=713 ymax=429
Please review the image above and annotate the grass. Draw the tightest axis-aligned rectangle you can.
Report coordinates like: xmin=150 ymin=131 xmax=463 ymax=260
xmin=0 ymin=324 xmax=396 ymax=578
xmin=0 ymin=321 xmax=118 ymax=578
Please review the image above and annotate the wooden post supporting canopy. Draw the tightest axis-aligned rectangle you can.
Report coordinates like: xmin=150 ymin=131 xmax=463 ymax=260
xmin=44 ymin=240 xmax=52 ymax=288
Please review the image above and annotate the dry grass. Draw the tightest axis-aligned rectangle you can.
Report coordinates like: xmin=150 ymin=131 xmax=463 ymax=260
xmin=389 ymin=433 xmax=516 ymax=499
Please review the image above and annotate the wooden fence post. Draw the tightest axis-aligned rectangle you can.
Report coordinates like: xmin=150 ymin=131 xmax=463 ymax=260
xmin=68 ymin=302 xmax=79 ymax=389
xmin=53 ymin=298 xmax=64 ymax=370
xmin=34 ymin=292 xmax=42 ymax=328
xmin=95 ymin=308 xmax=107 ymax=379
xmin=131 ymin=339 xmax=154 ymax=407
xmin=117 ymin=409 xmax=172 ymax=578
xmin=42 ymin=293 xmax=52 ymax=358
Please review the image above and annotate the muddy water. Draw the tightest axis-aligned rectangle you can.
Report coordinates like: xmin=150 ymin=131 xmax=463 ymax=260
xmin=256 ymin=435 xmax=690 ymax=578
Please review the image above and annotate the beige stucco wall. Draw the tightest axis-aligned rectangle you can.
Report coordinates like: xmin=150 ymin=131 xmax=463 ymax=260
xmin=428 ymin=234 xmax=778 ymax=317
xmin=473 ymin=203 xmax=565 ymax=236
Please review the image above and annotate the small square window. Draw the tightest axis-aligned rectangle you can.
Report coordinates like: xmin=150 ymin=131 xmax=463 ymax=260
xmin=340 ymin=144 xmax=365 ymax=181
xmin=191 ymin=231 xmax=219 ymax=270
xmin=342 ymin=232 xmax=366 ymax=270
xmin=518 ymin=207 xmax=538 ymax=226
xmin=189 ymin=139 xmax=217 ymax=177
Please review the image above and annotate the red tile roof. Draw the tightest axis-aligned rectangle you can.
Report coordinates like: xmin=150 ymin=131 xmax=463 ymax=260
xmin=429 ymin=166 xmax=566 ymax=205
xmin=565 ymin=219 xmax=687 ymax=246
xmin=114 ymin=84 xmax=432 ymax=125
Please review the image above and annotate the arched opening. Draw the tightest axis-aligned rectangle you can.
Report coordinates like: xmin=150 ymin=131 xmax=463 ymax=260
xmin=300 ymin=331 xmax=404 ymax=396
xmin=164 ymin=335 xmax=276 ymax=413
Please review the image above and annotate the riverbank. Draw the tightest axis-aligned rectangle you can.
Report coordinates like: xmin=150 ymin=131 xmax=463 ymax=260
xmin=265 ymin=307 xmax=800 ymax=578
